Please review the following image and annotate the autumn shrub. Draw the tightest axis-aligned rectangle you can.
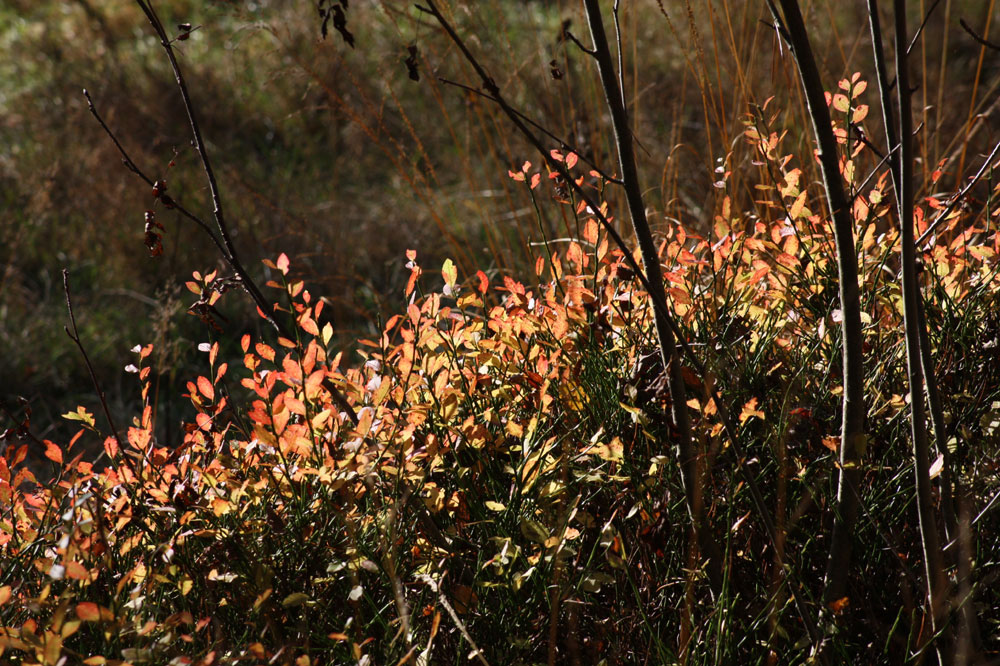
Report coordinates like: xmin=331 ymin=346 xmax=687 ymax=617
xmin=3 ymin=67 xmax=1000 ymax=663
xmin=6 ymin=0 xmax=996 ymax=447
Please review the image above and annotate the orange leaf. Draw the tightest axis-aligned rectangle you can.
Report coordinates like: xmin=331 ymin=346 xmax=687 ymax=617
xmin=299 ymin=314 xmax=320 ymax=337
xmin=196 ymin=413 xmax=213 ymax=432
xmin=272 ymin=408 xmax=289 ymax=435
xmin=197 ymin=376 xmax=215 ymax=402
xmin=104 ymin=436 xmax=119 ymax=459
xmin=827 ymin=596 xmax=850 ymax=614
xmin=668 ymin=287 xmax=691 ymax=305
xmin=128 ymin=427 xmax=151 ymax=450
xmin=66 ymin=561 xmax=89 ymax=580
xmin=739 ymin=398 xmax=765 ymax=424
xmin=749 ymin=264 xmax=771 ymax=285
xmin=44 ymin=440 xmax=63 ymax=464
xmin=76 ymin=602 xmax=101 ymax=622
xmin=276 ymin=253 xmax=290 ymax=275
xmin=776 ymin=252 xmax=799 ymax=269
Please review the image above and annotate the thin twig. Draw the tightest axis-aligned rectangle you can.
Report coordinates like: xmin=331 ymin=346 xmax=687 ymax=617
xmin=88 ymin=1 xmax=359 ymax=424
xmin=436 ymin=77 xmax=623 ymax=184
xmin=851 ymin=141 xmax=900 ymax=204
xmin=131 ymin=1 xmax=281 ymax=327
xmin=62 ymin=270 xmax=128 ymax=464
xmin=916 ymin=137 xmax=1000 ymax=246
xmin=906 ymin=0 xmax=942 ymax=54
xmin=890 ymin=0 xmax=946 ymax=651
xmin=960 ymin=17 xmax=1000 ymax=51
xmin=562 ymin=29 xmax=596 ymax=56
xmin=83 ymin=89 xmax=229 ymax=258
xmin=418 ymin=573 xmax=490 ymax=666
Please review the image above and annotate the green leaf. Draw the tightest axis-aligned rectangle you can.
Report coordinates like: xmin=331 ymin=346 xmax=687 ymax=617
xmin=282 ymin=593 xmax=311 ymax=608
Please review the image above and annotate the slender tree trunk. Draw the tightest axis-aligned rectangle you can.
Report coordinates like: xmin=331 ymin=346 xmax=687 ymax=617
xmin=866 ymin=0 xmax=957 ymax=544
xmin=868 ymin=4 xmax=956 ymax=658
xmin=889 ymin=1 xmax=947 ymax=659
xmin=582 ymin=0 xmax=722 ymax=593
xmin=769 ymin=0 xmax=868 ymax=605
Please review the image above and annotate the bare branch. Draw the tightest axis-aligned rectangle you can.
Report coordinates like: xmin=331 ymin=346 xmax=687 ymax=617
xmin=960 ymin=17 xmax=1000 ymax=51
xmin=88 ymin=1 xmax=360 ymax=425
xmin=83 ymin=89 xmax=229 ymax=257
xmin=62 ymin=270 xmax=129 ymax=468
xmin=906 ymin=0 xmax=942 ymax=54
xmin=916 ymin=137 xmax=1000 ymax=245
xmin=435 ymin=77 xmax=622 ymax=185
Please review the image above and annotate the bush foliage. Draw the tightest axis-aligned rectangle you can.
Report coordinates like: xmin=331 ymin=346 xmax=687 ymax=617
xmin=3 ymin=1 xmax=1000 ymax=664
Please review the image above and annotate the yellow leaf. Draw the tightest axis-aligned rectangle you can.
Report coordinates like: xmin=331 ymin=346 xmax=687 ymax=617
xmin=789 ymin=191 xmax=807 ymax=220
xmin=441 ymin=258 xmax=457 ymax=288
